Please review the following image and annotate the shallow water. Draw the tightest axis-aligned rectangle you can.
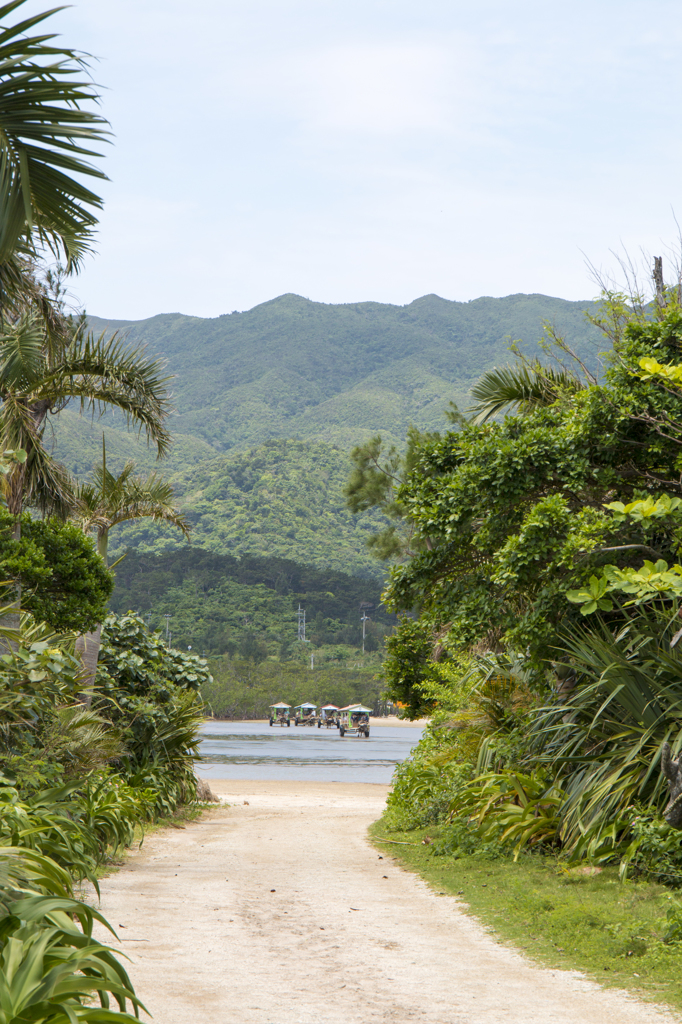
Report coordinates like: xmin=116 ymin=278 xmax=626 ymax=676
xmin=198 ymin=720 xmax=424 ymax=784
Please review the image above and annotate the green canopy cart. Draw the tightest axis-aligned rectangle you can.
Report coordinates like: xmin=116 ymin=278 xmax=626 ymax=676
xmin=269 ymin=702 xmax=291 ymax=727
xmin=338 ymin=704 xmax=372 ymax=737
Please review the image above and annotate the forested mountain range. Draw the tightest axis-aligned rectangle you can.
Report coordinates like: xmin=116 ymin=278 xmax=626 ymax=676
xmin=82 ymin=291 xmax=602 ymax=454
xmin=52 ymin=291 xmax=603 ymax=574
xmin=104 ymin=439 xmax=387 ymax=576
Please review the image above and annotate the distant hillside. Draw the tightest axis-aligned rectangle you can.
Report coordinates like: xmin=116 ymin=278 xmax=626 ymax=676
xmin=82 ymin=292 xmax=603 ymax=455
xmin=48 ymin=291 xmax=605 ymax=575
xmin=111 ymin=548 xmax=393 ymax=658
xmin=104 ymin=439 xmax=389 ymax=578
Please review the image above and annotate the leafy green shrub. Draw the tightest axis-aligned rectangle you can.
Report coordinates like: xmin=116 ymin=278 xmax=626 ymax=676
xmin=430 ymin=819 xmax=510 ymax=860
xmin=618 ymin=814 xmax=682 ymax=886
xmin=0 ymin=509 xmax=113 ymax=632
xmin=78 ymin=773 xmax=152 ymax=855
xmin=0 ymin=784 xmax=100 ymax=881
xmin=385 ymin=725 xmax=473 ymax=830
xmin=456 ymin=770 xmax=564 ymax=859
xmin=0 ymin=848 xmax=143 ymax=1022
xmin=94 ymin=613 xmax=206 ymax=810
xmin=663 ymin=901 xmax=682 ymax=943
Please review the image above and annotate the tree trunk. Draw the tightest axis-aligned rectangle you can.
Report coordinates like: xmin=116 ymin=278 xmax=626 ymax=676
xmin=0 ymin=511 xmax=21 ymax=647
xmin=661 ymin=742 xmax=682 ymax=828
xmin=75 ymin=622 xmax=102 ymax=700
xmin=75 ymin=528 xmax=109 ymax=701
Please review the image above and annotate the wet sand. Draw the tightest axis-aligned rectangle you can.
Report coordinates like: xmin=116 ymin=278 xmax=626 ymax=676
xmin=90 ymin=780 xmax=677 ymax=1024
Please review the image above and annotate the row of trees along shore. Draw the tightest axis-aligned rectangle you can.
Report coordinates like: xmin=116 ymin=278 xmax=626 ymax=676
xmin=349 ymin=257 xmax=682 ymax=893
xmin=0 ymin=4 xmax=209 ymax=1021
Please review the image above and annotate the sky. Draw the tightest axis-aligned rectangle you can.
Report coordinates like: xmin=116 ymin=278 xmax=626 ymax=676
xmin=18 ymin=0 xmax=682 ymax=318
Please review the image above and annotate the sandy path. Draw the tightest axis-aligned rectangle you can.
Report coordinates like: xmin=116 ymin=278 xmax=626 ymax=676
xmin=91 ymin=780 xmax=677 ymax=1024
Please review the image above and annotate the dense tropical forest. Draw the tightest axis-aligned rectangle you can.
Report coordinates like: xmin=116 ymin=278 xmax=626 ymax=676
xmin=103 ymin=439 xmax=390 ymax=573
xmin=110 ymin=548 xmax=393 ymax=657
xmin=361 ymin=278 xmax=682 ymax=908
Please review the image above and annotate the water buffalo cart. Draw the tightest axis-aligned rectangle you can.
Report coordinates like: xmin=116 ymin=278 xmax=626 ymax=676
xmin=318 ymin=704 xmax=339 ymax=728
xmin=294 ymin=702 xmax=318 ymax=726
xmin=338 ymin=704 xmax=372 ymax=737
xmin=269 ymin=702 xmax=291 ymax=727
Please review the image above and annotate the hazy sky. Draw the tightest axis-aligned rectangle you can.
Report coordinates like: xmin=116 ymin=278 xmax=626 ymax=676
xmin=21 ymin=0 xmax=682 ymax=318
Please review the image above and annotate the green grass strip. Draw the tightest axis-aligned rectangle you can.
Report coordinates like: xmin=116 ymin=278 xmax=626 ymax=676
xmin=369 ymin=819 xmax=682 ymax=1011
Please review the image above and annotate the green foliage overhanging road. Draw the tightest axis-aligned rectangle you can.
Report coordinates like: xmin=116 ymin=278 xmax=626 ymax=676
xmin=360 ymin=278 xmax=682 ymax=897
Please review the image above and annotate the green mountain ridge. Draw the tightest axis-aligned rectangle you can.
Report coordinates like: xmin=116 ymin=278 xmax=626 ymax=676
xmin=84 ymin=290 xmax=603 ymax=453
xmin=49 ymin=291 xmax=605 ymax=574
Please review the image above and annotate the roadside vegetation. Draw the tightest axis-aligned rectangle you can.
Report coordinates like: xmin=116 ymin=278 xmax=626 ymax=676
xmin=0 ymin=4 xmax=211 ymax=1018
xmin=0 ymin=602 xmax=209 ymax=1022
xmin=352 ymin=263 xmax=682 ymax=1007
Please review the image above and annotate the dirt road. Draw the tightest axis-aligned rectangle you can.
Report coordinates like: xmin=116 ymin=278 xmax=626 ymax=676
xmin=92 ymin=781 xmax=677 ymax=1024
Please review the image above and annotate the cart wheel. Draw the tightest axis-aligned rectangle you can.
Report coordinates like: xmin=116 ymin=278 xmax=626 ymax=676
xmin=269 ymin=719 xmax=273 ymax=726
xmin=340 ymin=726 xmax=345 ymax=736
xmin=366 ymin=727 xmax=370 ymax=736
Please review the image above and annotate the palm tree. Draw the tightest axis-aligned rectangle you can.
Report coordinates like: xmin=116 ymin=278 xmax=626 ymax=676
xmin=73 ymin=443 xmax=191 ymax=686
xmin=0 ymin=312 xmax=171 ymax=651
xmin=0 ymin=0 xmax=109 ymax=306
xmin=0 ymin=313 xmax=172 ymax=525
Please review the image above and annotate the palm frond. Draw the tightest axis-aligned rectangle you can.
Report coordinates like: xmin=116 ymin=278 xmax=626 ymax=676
xmin=39 ymin=331 xmax=173 ymax=456
xmin=468 ymin=361 xmax=586 ymax=424
xmin=0 ymin=310 xmax=45 ymax=388
xmin=526 ymin=610 xmax=682 ymax=848
xmin=75 ymin=461 xmax=190 ymax=541
xmin=0 ymin=0 xmax=110 ymax=271
xmin=0 ymin=394 xmax=75 ymax=515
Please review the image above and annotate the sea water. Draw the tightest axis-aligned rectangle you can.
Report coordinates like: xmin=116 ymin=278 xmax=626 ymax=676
xmin=198 ymin=720 xmax=424 ymax=784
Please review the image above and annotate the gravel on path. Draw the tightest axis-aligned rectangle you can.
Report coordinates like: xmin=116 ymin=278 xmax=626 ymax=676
xmin=91 ymin=780 xmax=678 ymax=1024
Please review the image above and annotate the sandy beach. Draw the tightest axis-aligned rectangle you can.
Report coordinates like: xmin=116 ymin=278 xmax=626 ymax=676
xmin=89 ymin=779 xmax=676 ymax=1024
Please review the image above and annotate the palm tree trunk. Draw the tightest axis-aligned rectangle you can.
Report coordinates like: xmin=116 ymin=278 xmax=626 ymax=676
xmin=75 ymin=622 xmax=102 ymax=695
xmin=0 ymin=470 xmax=24 ymax=643
xmin=76 ymin=528 xmax=108 ymax=700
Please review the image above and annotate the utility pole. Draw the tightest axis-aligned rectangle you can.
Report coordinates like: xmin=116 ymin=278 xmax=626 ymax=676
xmin=361 ymin=611 xmax=370 ymax=654
xmin=311 ymin=652 xmax=314 ymax=670
xmin=164 ymin=614 xmax=171 ymax=649
xmin=297 ymin=604 xmax=310 ymax=643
